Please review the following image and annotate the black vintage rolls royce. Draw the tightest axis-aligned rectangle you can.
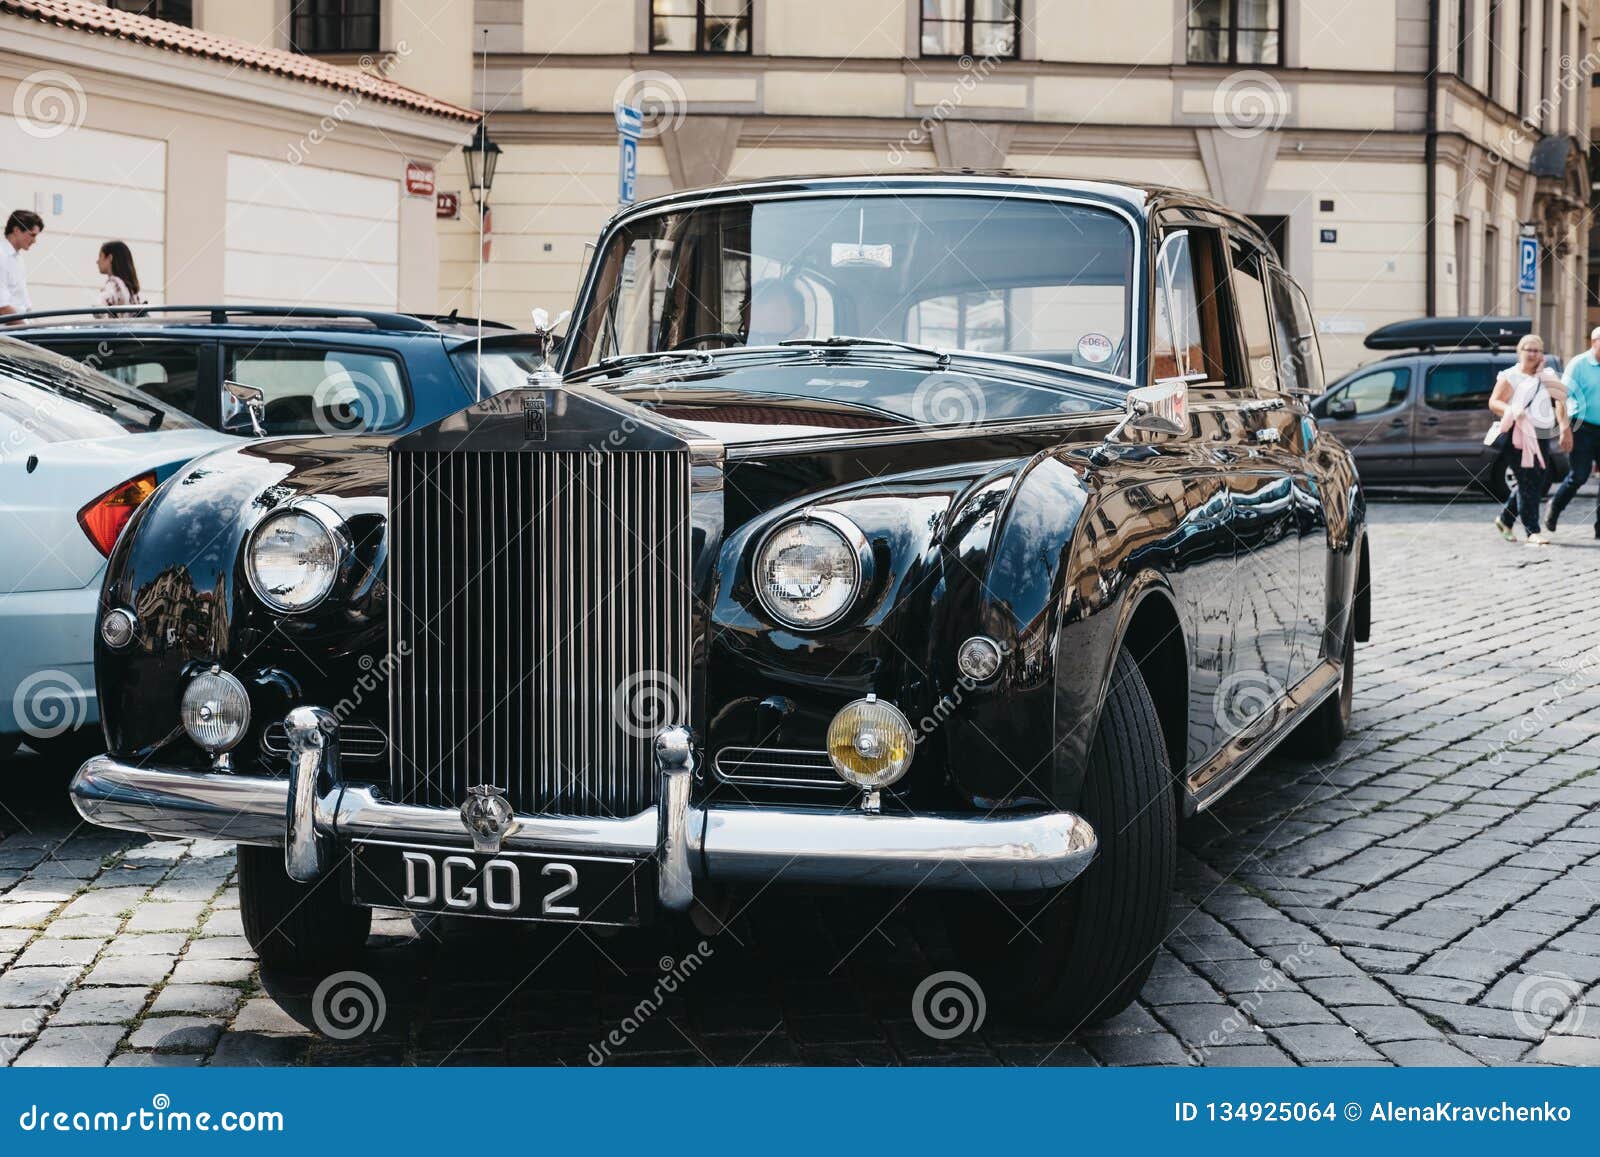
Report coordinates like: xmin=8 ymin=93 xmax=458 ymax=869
xmin=70 ymin=174 xmax=1369 ymax=1026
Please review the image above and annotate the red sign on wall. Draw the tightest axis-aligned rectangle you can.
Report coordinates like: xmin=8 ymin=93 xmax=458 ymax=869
xmin=436 ymin=191 xmax=460 ymax=220
xmin=405 ymin=161 xmax=436 ymax=197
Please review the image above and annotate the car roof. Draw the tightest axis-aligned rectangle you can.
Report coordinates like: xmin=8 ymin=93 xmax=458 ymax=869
xmin=7 ymin=305 xmax=527 ymax=343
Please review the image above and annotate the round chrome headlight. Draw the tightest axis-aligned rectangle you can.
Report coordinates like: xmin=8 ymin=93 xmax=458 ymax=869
xmin=245 ymin=504 xmax=343 ymax=612
xmin=180 ymin=667 xmax=251 ymax=753
xmin=754 ymin=512 xmax=869 ymax=630
xmin=826 ymin=696 xmax=915 ymax=790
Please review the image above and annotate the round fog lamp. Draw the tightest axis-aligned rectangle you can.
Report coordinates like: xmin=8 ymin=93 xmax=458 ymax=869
xmin=181 ymin=667 xmax=251 ymax=753
xmin=100 ymin=608 xmax=137 ymax=650
xmin=826 ymin=696 xmax=914 ymax=790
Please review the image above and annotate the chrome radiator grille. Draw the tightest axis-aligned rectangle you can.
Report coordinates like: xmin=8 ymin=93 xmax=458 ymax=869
xmin=387 ymin=449 xmax=692 ymax=818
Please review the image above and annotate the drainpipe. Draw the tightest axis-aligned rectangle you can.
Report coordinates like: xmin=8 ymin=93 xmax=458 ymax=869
xmin=1425 ymin=0 xmax=1440 ymax=317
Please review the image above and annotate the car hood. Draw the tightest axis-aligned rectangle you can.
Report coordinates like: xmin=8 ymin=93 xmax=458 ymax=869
xmin=574 ymin=352 xmax=1124 ymax=447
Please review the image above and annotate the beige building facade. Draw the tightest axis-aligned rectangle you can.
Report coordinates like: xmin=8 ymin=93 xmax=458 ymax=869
xmin=17 ymin=2 xmax=1594 ymax=378
xmin=0 ymin=0 xmax=475 ymax=315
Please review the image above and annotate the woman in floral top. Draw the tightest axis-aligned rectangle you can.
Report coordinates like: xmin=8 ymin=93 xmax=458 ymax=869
xmin=95 ymin=240 xmax=143 ymax=315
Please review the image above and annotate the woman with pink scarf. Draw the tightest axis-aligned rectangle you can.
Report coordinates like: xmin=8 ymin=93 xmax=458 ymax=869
xmin=1491 ymin=333 xmax=1570 ymax=545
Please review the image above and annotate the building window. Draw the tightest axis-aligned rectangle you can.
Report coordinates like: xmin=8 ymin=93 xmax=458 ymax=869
xmin=1457 ymin=0 xmax=1473 ymax=81
xmin=290 ymin=0 xmax=380 ymax=54
xmin=1486 ymin=0 xmax=1500 ymax=100
xmin=1455 ymin=217 xmax=1470 ymax=316
xmin=1186 ymin=1 xmax=1282 ymax=66
xmin=920 ymin=1 xmax=1021 ymax=58
xmin=650 ymin=1 xmax=752 ymax=53
xmin=106 ymin=0 xmax=193 ymax=23
xmin=1483 ymin=226 xmax=1499 ymax=313
xmin=1517 ymin=0 xmax=1530 ymax=113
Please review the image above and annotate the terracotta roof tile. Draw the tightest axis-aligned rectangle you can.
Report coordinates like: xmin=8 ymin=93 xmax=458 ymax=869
xmin=2 ymin=0 xmax=479 ymax=122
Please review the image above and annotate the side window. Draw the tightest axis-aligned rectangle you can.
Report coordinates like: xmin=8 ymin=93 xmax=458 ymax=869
xmin=1228 ymin=239 xmax=1276 ymax=390
xmin=223 ymin=346 xmax=408 ymax=435
xmin=46 ymin=339 xmax=203 ymax=418
xmin=1151 ymin=228 xmax=1227 ymax=383
xmin=1331 ymin=368 xmax=1410 ymax=415
xmin=1423 ymin=361 xmax=1498 ymax=411
xmin=1267 ymin=270 xmax=1326 ymax=396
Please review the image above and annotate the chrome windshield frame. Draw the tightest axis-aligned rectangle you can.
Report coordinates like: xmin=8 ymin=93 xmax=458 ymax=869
xmin=561 ymin=184 xmax=1146 ymax=391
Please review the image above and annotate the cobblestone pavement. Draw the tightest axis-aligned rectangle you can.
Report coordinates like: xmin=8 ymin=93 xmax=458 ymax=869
xmin=4 ymin=497 xmax=1600 ymax=1067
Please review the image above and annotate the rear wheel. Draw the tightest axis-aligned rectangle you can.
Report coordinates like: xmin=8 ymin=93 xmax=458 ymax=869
xmin=238 ymin=845 xmax=371 ymax=973
xmin=1281 ymin=629 xmax=1354 ymax=759
xmin=945 ymin=648 xmax=1176 ymax=1028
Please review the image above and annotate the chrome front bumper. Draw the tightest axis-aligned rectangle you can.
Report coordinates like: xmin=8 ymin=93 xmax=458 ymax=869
xmin=69 ymin=708 xmax=1098 ymax=913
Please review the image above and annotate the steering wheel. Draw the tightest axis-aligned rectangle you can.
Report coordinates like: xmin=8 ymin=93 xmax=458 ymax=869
xmin=668 ymin=332 xmax=744 ymax=351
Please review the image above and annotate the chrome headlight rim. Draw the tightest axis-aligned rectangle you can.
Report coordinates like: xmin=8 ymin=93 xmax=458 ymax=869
xmin=752 ymin=509 xmax=873 ymax=632
xmin=243 ymin=498 xmax=350 ymax=615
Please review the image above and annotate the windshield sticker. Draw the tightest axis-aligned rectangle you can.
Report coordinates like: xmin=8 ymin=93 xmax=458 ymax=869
xmin=830 ymin=242 xmax=893 ymax=269
xmin=1077 ymin=333 xmax=1113 ymax=364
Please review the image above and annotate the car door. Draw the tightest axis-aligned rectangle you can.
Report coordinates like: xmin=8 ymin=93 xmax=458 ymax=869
xmin=1313 ymin=362 xmax=1414 ymax=482
xmin=1267 ymin=268 xmax=1331 ymax=691
xmin=221 ymin=341 xmax=412 ymax=436
xmin=1218 ymin=234 xmax=1300 ymax=713
xmin=1413 ymin=356 xmax=1500 ymax=484
xmin=1148 ymin=220 xmax=1296 ymax=771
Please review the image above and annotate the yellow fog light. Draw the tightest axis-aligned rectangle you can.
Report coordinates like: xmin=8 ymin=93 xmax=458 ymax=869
xmin=826 ymin=695 xmax=914 ymax=790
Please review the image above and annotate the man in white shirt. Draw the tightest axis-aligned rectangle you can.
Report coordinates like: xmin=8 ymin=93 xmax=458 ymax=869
xmin=0 ymin=210 xmax=44 ymax=319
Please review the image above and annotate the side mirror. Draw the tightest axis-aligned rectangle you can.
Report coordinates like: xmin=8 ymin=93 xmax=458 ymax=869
xmin=1097 ymin=379 xmax=1189 ymax=460
xmin=222 ymin=380 xmax=267 ymax=438
xmin=1327 ymin=398 xmax=1357 ymax=419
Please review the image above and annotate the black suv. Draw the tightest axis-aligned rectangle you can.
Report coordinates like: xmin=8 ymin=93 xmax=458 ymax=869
xmin=1311 ymin=316 xmax=1569 ymax=500
xmin=8 ymin=306 xmax=547 ymax=438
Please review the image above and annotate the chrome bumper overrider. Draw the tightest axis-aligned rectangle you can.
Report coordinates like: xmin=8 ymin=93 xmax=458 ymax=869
xmin=69 ymin=711 xmax=1098 ymax=911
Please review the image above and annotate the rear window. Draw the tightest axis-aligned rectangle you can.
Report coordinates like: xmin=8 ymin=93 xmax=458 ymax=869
xmin=43 ymin=338 xmax=205 ymax=418
xmin=450 ymin=345 xmax=550 ymax=395
xmin=0 ymin=340 xmax=205 ymax=442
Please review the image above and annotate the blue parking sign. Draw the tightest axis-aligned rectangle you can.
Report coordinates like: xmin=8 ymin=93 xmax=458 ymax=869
xmin=618 ymin=136 xmax=638 ymax=206
xmin=1518 ymin=235 xmax=1538 ymax=295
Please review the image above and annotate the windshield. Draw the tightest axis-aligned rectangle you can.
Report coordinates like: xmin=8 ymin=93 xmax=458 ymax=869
xmin=449 ymin=345 xmax=552 ymax=396
xmin=0 ymin=339 xmax=205 ymax=442
xmin=570 ymin=194 xmax=1136 ymax=378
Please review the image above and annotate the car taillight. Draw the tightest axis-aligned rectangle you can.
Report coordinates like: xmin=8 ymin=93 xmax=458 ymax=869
xmin=77 ymin=472 xmax=158 ymax=556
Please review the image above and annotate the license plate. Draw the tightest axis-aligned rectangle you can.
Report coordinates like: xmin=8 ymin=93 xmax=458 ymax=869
xmin=349 ymin=841 xmax=645 ymax=927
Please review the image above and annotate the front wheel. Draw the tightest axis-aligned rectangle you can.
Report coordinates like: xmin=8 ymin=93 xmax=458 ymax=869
xmin=944 ymin=648 xmax=1176 ymax=1028
xmin=238 ymin=845 xmax=371 ymax=973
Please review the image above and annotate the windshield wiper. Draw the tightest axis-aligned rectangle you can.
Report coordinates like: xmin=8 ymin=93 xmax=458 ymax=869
xmin=589 ymin=349 xmax=716 ymax=375
xmin=778 ymin=335 xmax=951 ymax=364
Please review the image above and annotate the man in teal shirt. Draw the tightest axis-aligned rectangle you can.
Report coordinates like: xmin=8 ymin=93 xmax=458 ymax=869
xmin=1548 ymin=326 xmax=1600 ymax=536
